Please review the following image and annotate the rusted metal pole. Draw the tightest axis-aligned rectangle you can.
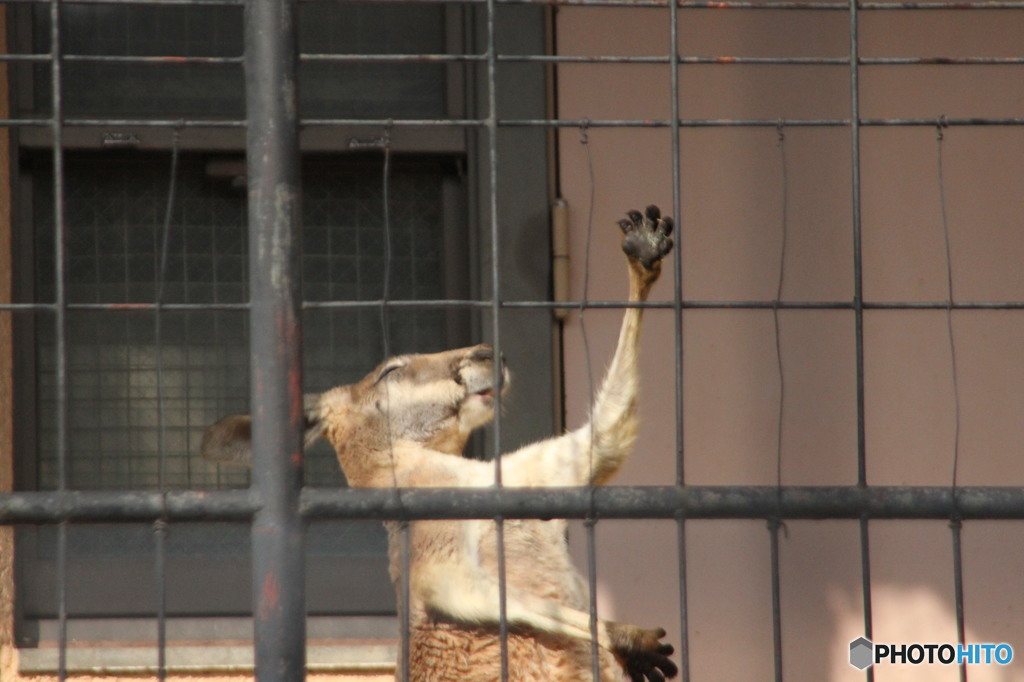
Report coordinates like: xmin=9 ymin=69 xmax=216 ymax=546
xmin=244 ymin=0 xmax=305 ymax=678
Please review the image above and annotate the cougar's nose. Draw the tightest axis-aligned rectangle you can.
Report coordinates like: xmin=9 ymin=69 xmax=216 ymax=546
xmin=468 ymin=345 xmax=507 ymax=388
xmin=470 ymin=345 xmax=506 ymax=365
xmin=469 ymin=345 xmax=494 ymax=362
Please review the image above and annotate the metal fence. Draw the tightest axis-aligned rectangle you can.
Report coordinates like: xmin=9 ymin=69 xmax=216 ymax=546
xmin=0 ymin=0 xmax=1023 ymax=681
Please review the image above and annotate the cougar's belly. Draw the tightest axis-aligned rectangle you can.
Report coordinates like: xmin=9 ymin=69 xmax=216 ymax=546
xmin=407 ymin=620 xmax=618 ymax=682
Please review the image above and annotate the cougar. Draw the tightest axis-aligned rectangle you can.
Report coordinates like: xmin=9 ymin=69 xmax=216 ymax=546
xmin=202 ymin=206 xmax=676 ymax=682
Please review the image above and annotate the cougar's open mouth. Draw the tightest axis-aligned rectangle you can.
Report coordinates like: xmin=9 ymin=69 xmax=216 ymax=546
xmin=465 ymin=369 xmax=507 ymax=405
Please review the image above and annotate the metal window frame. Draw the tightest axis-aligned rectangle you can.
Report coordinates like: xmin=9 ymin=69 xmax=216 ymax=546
xmin=0 ymin=0 xmax=1021 ymax=681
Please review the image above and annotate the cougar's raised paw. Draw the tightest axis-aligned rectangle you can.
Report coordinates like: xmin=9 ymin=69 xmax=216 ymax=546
xmin=608 ymin=622 xmax=679 ymax=682
xmin=620 ymin=204 xmax=674 ymax=271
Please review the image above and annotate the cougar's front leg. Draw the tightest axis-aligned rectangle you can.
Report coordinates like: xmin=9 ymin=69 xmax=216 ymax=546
xmin=499 ymin=206 xmax=672 ymax=487
xmin=578 ymin=205 xmax=673 ymax=485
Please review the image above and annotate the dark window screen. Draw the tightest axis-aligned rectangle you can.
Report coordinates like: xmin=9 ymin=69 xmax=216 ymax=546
xmin=30 ymin=3 xmax=447 ymax=118
xmin=30 ymin=152 xmax=455 ymax=492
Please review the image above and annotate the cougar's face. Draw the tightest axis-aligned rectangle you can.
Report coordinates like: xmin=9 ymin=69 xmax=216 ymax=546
xmin=355 ymin=344 xmax=509 ymax=452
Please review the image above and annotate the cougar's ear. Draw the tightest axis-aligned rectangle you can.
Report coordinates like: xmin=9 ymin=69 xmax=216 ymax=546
xmin=201 ymin=393 xmax=327 ymax=468
xmin=303 ymin=392 xmax=326 ymax=448
xmin=200 ymin=414 xmax=254 ymax=467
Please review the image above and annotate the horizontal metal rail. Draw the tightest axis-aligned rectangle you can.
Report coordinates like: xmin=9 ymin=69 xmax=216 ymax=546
xmin=4 ymin=116 xmax=1024 ymax=130
xmin=3 ymin=486 xmax=1024 ymax=524
xmin=6 ymin=0 xmax=1024 ymax=9
xmin=3 ymin=299 xmax=1023 ymax=313
xmin=7 ymin=53 xmax=1024 ymax=66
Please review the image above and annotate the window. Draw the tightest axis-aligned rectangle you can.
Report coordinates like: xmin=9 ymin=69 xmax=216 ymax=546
xmin=11 ymin=1 xmax=552 ymax=652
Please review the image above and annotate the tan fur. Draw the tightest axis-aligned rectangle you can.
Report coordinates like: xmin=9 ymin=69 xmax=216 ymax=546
xmin=202 ymin=207 xmax=675 ymax=682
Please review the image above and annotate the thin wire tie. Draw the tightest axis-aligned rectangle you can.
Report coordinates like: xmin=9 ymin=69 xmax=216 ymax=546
xmin=769 ymin=120 xmax=790 ymax=682
xmin=376 ymin=119 xmax=414 ymax=682
xmin=935 ymin=114 xmax=961 ymax=494
xmin=936 ymin=114 xmax=968 ymax=682
xmin=576 ymin=115 xmax=603 ymax=682
xmin=773 ymin=118 xmax=789 ymax=496
xmin=152 ymin=123 xmax=181 ymax=682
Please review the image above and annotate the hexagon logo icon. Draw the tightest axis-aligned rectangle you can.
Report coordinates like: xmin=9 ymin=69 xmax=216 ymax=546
xmin=849 ymin=637 xmax=874 ymax=670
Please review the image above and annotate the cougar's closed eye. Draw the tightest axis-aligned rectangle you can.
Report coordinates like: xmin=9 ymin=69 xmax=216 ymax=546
xmin=375 ymin=361 xmax=405 ymax=384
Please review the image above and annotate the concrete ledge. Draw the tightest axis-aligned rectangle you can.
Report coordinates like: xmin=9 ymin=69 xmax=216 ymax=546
xmin=20 ymin=643 xmax=397 ymax=675
xmin=20 ymin=617 xmax=397 ymax=675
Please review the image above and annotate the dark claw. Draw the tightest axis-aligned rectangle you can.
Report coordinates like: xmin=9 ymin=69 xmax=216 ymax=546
xmin=660 ymin=216 xmax=674 ymax=237
xmin=644 ymin=205 xmax=661 ymax=221
xmin=627 ymin=209 xmax=644 ymax=225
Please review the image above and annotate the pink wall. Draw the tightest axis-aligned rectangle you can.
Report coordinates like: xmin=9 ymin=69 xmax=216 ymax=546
xmin=557 ymin=6 xmax=1024 ymax=680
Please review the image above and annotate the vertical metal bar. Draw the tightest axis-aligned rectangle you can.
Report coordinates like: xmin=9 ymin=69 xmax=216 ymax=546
xmin=379 ymin=130 xmax=413 ymax=682
xmin=849 ymin=5 xmax=867 ymax=495
xmin=153 ymin=129 xmax=180 ymax=682
xmin=244 ymin=0 xmax=306 ymax=679
xmin=669 ymin=2 xmax=692 ymax=680
xmin=768 ymin=521 xmax=784 ymax=681
xmin=399 ymin=523 xmax=412 ymax=682
xmin=483 ymin=0 xmax=510 ymax=679
xmin=848 ymin=2 xmax=874 ymax=679
xmin=576 ymin=118 xmax=601 ymax=681
xmin=48 ymin=0 xmax=69 ymax=678
xmin=670 ymin=0 xmax=685 ymax=493
xmin=485 ymin=0 xmax=502 ymax=478
xmin=56 ymin=521 xmax=67 ymax=681
xmin=950 ymin=520 xmax=967 ymax=681
xmin=586 ymin=519 xmax=601 ymax=680
xmin=675 ymin=519 xmax=690 ymax=682
xmin=154 ymin=519 xmax=168 ymax=680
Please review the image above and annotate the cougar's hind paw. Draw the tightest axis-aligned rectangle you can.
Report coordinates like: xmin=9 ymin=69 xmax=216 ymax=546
xmin=609 ymin=623 xmax=679 ymax=682
xmin=620 ymin=205 xmax=674 ymax=270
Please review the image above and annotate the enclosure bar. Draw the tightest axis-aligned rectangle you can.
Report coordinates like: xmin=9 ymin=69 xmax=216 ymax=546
xmin=503 ymin=0 xmax=1024 ymax=6
xmin=11 ymin=52 xmax=1024 ymax=67
xmin=7 ymin=298 xmax=1024 ymax=313
xmin=0 ymin=0 xmax=245 ymax=5
xmin=499 ymin=117 xmax=1024 ymax=128
xmin=950 ymin=520 xmax=968 ymax=680
xmin=244 ymin=0 xmax=307 ymax=679
xmin=937 ymin=120 xmax=969 ymax=682
xmin=8 ymin=486 xmax=1024 ymax=523
xmin=0 ymin=489 xmax=256 ymax=523
xmin=503 ymin=55 xmax=1024 ymax=65
xmin=768 ymin=520 xmax=784 ymax=682
xmin=152 ymin=128 xmax=182 ymax=682
xmin=769 ymin=121 xmax=789 ymax=682
xmin=861 ymin=0 xmax=1024 ymax=7
xmin=668 ymin=0 xmax=692 ymax=677
xmin=46 ymin=0 xmax=71 ymax=675
xmin=3 ymin=116 xmax=1024 ymax=130
xmin=302 ymin=486 xmax=1024 ymax=521
xmin=482 ymin=0 xmax=512 ymax=676
xmin=62 ymin=54 xmax=242 ymax=65
xmin=48 ymin=0 xmax=66 ymax=522
xmin=5 ymin=0 xmax=1024 ymax=7
xmin=847 ymin=0 xmax=875 ymax=677
xmin=154 ymin=519 xmax=168 ymax=681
